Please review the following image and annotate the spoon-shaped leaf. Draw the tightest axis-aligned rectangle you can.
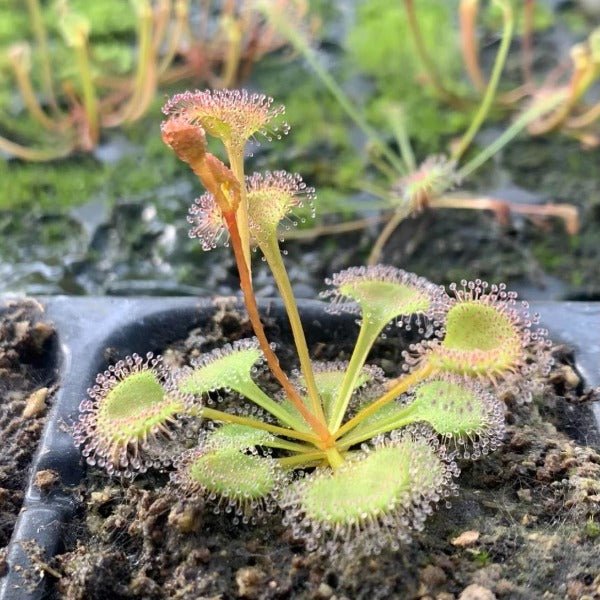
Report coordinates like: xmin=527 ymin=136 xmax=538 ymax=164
xmin=172 ymin=445 xmax=284 ymax=523
xmin=177 ymin=338 xmax=262 ymax=396
xmin=321 ymin=265 xmax=443 ymax=329
xmin=73 ymin=353 xmax=189 ymax=478
xmin=282 ymin=429 xmax=458 ymax=554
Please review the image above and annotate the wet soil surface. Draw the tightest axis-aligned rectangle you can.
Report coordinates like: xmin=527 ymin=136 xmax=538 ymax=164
xmin=0 ymin=300 xmax=56 ymax=556
xmin=21 ymin=307 xmax=599 ymax=600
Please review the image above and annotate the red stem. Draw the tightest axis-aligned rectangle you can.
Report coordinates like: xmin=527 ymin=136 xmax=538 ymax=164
xmin=223 ymin=212 xmax=333 ymax=446
xmin=459 ymin=0 xmax=486 ymax=93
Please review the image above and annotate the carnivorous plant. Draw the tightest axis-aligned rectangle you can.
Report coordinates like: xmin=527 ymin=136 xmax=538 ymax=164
xmin=262 ymin=0 xmax=581 ymax=264
xmin=73 ymin=89 xmax=553 ymax=554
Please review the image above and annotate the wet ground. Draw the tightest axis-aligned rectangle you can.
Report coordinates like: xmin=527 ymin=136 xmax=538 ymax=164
xmin=2 ymin=136 xmax=598 ymax=302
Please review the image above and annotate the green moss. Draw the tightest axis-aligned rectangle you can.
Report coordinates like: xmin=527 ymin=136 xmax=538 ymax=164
xmin=532 ymin=242 xmax=569 ymax=272
xmin=253 ymin=59 xmax=353 ymax=163
xmin=584 ymin=518 xmax=600 ymax=539
xmin=470 ymin=549 xmax=491 ymax=566
xmin=548 ymin=6 xmax=587 ymax=33
xmin=92 ymin=42 xmax=135 ymax=75
xmin=348 ymin=0 xmax=459 ymax=88
xmin=570 ymin=270 xmax=584 ymax=288
xmin=0 ymin=7 xmax=29 ymax=46
xmin=0 ymin=91 xmax=193 ymax=211
xmin=46 ymin=0 xmax=137 ymax=39
xmin=482 ymin=0 xmax=554 ymax=33
xmin=346 ymin=0 xmax=470 ymax=150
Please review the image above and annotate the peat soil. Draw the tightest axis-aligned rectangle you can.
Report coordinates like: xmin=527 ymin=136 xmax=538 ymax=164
xmin=0 ymin=300 xmax=56 ymax=563
xmin=20 ymin=306 xmax=600 ymax=600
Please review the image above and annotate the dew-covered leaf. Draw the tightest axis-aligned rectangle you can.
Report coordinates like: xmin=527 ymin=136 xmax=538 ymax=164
xmin=281 ymin=430 xmax=458 ymax=553
xmin=177 ymin=338 xmax=262 ymax=396
xmin=205 ymin=424 xmax=274 ymax=450
xmin=322 ymin=265 xmax=442 ymax=328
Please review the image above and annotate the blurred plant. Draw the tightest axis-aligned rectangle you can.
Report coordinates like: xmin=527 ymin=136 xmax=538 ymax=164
xmin=0 ymin=0 xmax=312 ymax=161
xmin=73 ymin=88 xmax=554 ymax=554
xmin=262 ymin=0 xmax=580 ymax=264
xmin=457 ymin=0 xmax=600 ymax=146
xmin=353 ymin=0 xmax=600 ymax=146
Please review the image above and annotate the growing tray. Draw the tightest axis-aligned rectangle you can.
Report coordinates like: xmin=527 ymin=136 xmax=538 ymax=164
xmin=1 ymin=297 xmax=599 ymax=600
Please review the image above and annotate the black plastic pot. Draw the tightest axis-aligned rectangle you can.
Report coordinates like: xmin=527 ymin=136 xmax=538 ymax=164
xmin=1 ymin=297 xmax=599 ymax=600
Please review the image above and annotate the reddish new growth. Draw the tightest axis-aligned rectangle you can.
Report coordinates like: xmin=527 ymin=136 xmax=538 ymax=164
xmin=162 ymin=89 xmax=288 ymax=148
xmin=160 ymin=116 xmax=207 ymax=166
xmin=161 ymin=112 xmax=241 ymax=213
xmin=188 ymin=193 xmax=227 ymax=251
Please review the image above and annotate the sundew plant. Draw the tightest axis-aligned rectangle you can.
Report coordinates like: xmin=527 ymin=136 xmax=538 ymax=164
xmin=73 ymin=89 xmax=553 ymax=555
xmin=262 ymin=0 xmax=580 ymax=264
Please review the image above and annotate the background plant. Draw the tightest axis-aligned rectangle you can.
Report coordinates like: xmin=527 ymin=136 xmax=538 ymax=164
xmin=0 ymin=0 xmax=312 ymax=161
xmin=262 ymin=0 xmax=581 ymax=264
xmin=2 ymin=2 xmax=598 ymax=304
xmin=73 ymin=88 xmax=554 ymax=553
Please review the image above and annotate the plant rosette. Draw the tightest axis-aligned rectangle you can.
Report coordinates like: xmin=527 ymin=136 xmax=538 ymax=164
xmin=67 ymin=88 xmax=560 ymax=557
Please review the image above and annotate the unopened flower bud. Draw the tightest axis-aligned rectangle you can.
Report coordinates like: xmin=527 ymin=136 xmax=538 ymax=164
xmin=161 ymin=116 xmax=207 ymax=166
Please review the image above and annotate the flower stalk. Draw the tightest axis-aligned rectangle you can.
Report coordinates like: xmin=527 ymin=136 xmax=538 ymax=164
xmin=327 ymin=317 xmax=383 ymax=431
xmin=226 ymin=145 xmax=253 ymax=273
xmin=452 ymin=0 xmax=514 ymax=161
xmin=223 ymin=211 xmax=333 ymax=447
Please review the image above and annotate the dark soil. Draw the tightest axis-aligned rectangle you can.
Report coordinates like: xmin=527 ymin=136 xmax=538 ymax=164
xmin=32 ymin=306 xmax=600 ymax=600
xmin=0 ymin=300 xmax=56 ymax=553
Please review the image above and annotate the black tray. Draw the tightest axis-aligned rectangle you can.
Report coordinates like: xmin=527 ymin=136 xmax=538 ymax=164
xmin=1 ymin=298 xmax=599 ymax=600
